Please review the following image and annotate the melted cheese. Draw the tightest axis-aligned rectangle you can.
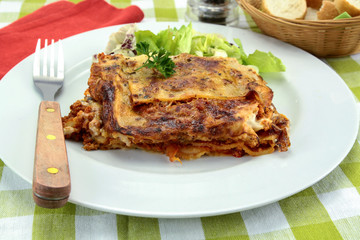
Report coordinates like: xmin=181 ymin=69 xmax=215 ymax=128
xmin=246 ymin=113 xmax=264 ymax=132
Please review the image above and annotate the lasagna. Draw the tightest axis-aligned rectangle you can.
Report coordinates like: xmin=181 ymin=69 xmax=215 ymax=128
xmin=62 ymin=53 xmax=290 ymax=162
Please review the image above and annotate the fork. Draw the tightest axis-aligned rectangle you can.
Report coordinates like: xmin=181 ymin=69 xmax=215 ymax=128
xmin=32 ymin=39 xmax=71 ymax=208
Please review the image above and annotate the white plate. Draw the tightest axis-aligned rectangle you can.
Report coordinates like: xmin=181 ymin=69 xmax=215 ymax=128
xmin=0 ymin=22 xmax=358 ymax=218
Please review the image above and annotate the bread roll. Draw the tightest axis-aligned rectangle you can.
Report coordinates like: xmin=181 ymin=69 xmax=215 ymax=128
xmin=334 ymin=0 xmax=360 ymax=16
xmin=261 ymin=0 xmax=307 ymax=19
xmin=306 ymin=0 xmax=323 ymax=10
xmin=317 ymin=1 xmax=340 ymax=19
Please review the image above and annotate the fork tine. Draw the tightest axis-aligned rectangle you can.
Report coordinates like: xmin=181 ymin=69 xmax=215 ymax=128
xmin=42 ymin=39 xmax=48 ymax=76
xmin=33 ymin=39 xmax=41 ymax=77
xmin=33 ymin=38 xmax=64 ymax=101
xmin=50 ymin=39 xmax=55 ymax=78
xmin=57 ymin=40 xmax=64 ymax=79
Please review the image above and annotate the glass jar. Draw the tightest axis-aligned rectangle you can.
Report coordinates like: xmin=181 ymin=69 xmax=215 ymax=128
xmin=185 ymin=0 xmax=239 ymax=25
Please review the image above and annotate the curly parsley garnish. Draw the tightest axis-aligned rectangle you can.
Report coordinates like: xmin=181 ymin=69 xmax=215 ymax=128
xmin=136 ymin=42 xmax=176 ymax=78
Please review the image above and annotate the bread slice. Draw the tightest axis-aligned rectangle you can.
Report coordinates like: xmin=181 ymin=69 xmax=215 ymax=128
xmin=261 ymin=0 xmax=307 ymax=19
xmin=305 ymin=7 xmax=319 ymax=20
xmin=317 ymin=1 xmax=340 ymax=19
xmin=334 ymin=0 xmax=360 ymax=16
xmin=306 ymin=0 xmax=323 ymax=10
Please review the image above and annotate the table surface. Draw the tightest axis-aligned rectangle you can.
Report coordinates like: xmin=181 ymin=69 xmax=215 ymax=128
xmin=1 ymin=0 xmax=360 ymax=239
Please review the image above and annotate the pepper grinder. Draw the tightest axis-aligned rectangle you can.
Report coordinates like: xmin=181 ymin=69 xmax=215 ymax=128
xmin=185 ymin=0 xmax=239 ymax=25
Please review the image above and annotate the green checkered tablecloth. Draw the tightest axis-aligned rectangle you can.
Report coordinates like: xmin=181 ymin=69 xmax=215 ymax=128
xmin=1 ymin=0 xmax=360 ymax=239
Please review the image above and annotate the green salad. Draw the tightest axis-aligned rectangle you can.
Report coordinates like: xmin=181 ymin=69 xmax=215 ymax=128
xmin=105 ymin=23 xmax=286 ymax=75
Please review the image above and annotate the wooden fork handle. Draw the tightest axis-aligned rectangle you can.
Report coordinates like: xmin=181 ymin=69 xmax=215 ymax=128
xmin=33 ymin=101 xmax=71 ymax=208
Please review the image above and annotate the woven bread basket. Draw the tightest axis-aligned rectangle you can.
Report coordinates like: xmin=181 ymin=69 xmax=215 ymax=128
xmin=237 ymin=0 xmax=360 ymax=57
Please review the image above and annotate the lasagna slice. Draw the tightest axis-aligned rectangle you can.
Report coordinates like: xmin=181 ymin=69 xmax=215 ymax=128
xmin=62 ymin=53 xmax=290 ymax=162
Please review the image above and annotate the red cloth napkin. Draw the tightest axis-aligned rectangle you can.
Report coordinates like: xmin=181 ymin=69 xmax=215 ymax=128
xmin=0 ymin=0 xmax=144 ymax=79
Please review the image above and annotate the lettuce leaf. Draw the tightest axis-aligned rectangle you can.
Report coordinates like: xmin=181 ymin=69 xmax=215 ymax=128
xmin=134 ymin=30 xmax=159 ymax=52
xmin=133 ymin=23 xmax=285 ymax=73
xmin=190 ymin=34 xmax=246 ymax=64
xmin=155 ymin=23 xmax=194 ymax=55
xmin=246 ymin=50 xmax=286 ymax=72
